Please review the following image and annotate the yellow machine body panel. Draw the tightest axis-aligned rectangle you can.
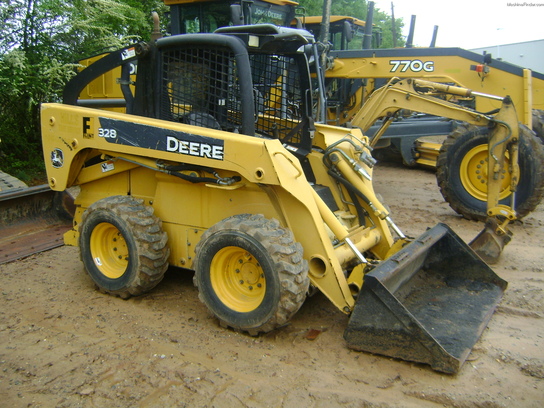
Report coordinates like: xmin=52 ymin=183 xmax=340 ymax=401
xmin=41 ymin=103 xmax=368 ymax=312
xmin=76 ymin=54 xmax=136 ymax=113
xmin=327 ymin=47 xmax=544 ymax=128
xmin=303 ymin=15 xmax=366 ymax=27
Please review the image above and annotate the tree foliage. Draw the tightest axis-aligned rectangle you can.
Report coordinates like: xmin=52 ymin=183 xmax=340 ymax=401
xmin=0 ymin=0 xmax=166 ymax=182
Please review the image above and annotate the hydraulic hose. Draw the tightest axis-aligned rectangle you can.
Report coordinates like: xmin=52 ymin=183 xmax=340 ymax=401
xmin=327 ymin=168 xmax=371 ymax=225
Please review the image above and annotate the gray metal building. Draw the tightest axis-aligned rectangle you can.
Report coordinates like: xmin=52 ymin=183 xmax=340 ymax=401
xmin=471 ymin=39 xmax=544 ymax=73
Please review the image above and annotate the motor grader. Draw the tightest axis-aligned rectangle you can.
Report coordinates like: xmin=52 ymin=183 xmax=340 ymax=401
xmin=42 ymin=24 xmax=516 ymax=374
xmin=299 ymin=6 xmax=544 ymax=223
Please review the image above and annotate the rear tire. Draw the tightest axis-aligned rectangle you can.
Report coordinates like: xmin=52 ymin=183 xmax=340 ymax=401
xmin=193 ymin=214 xmax=309 ymax=335
xmin=79 ymin=196 xmax=169 ymax=298
xmin=437 ymin=123 xmax=544 ymax=221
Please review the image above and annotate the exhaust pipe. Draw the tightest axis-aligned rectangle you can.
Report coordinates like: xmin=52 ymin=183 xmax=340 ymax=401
xmin=406 ymin=15 xmax=416 ymax=48
xmin=362 ymin=1 xmax=375 ymax=50
xmin=430 ymin=25 xmax=438 ymax=47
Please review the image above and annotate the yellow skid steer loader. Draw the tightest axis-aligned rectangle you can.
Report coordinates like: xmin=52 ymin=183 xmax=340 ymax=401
xmin=42 ymin=25 xmax=509 ymax=373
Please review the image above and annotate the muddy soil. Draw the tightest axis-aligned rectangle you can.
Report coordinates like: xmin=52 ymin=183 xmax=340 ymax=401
xmin=1 ymin=162 xmax=543 ymax=407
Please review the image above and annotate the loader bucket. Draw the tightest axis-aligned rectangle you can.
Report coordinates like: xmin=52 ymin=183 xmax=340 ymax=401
xmin=344 ymin=223 xmax=507 ymax=374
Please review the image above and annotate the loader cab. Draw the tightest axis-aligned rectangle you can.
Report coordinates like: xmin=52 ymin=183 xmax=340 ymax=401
xmin=298 ymin=16 xmax=382 ymax=50
xmin=166 ymin=0 xmax=299 ymax=34
xmin=73 ymin=1 xmax=300 ymax=112
xmin=133 ymin=25 xmax=317 ymax=155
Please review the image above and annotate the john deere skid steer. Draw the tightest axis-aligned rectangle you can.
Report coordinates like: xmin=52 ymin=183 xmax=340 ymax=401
xmin=41 ymin=25 xmax=509 ymax=373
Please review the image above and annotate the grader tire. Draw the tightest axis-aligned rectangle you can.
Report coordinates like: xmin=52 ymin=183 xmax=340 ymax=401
xmin=437 ymin=123 xmax=544 ymax=221
xmin=532 ymin=109 xmax=544 ymax=144
xmin=193 ymin=214 xmax=309 ymax=335
xmin=79 ymin=196 xmax=169 ymax=298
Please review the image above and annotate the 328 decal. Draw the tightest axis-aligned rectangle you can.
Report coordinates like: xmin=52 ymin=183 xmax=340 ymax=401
xmin=98 ymin=128 xmax=117 ymax=139
xmin=389 ymin=60 xmax=434 ymax=73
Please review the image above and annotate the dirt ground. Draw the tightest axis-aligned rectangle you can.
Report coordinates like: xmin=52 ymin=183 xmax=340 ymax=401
xmin=1 ymin=161 xmax=543 ymax=408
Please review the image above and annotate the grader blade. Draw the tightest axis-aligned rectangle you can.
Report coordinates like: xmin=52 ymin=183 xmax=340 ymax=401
xmin=344 ymin=223 xmax=507 ymax=374
xmin=469 ymin=218 xmax=513 ymax=265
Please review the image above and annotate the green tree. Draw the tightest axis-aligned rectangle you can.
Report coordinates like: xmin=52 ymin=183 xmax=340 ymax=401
xmin=0 ymin=0 xmax=166 ymax=183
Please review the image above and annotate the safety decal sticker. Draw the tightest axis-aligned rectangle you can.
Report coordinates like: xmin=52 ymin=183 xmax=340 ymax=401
xmin=101 ymin=161 xmax=115 ymax=173
xmin=121 ymin=47 xmax=136 ymax=60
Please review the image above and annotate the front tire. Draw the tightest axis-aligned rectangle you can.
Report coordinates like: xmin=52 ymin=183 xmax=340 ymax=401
xmin=79 ymin=196 xmax=170 ymax=298
xmin=193 ymin=214 xmax=309 ymax=335
xmin=437 ymin=123 xmax=544 ymax=221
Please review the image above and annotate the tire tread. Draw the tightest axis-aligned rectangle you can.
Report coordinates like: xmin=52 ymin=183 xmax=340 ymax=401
xmin=79 ymin=195 xmax=170 ymax=298
xmin=193 ymin=214 xmax=309 ymax=335
xmin=436 ymin=123 xmax=544 ymax=221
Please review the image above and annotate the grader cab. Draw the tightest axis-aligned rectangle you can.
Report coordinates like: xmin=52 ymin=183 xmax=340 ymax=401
xmin=42 ymin=25 xmax=508 ymax=373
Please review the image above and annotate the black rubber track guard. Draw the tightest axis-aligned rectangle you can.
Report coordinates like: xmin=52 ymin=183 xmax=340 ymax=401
xmin=344 ymin=223 xmax=507 ymax=374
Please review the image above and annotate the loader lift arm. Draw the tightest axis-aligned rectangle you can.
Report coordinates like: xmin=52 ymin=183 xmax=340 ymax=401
xmin=349 ymin=77 xmax=520 ymax=263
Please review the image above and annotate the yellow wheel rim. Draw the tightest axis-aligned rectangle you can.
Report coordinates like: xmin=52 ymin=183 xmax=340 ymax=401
xmin=90 ymin=222 xmax=129 ymax=279
xmin=459 ymin=144 xmax=511 ymax=202
xmin=210 ymin=246 xmax=266 ymax=313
